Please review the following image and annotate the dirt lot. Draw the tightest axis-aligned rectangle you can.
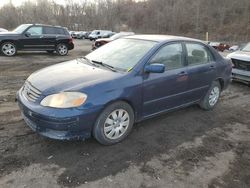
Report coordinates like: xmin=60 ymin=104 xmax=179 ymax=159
xmin=0 ymin=40 xmax=250 ymax=188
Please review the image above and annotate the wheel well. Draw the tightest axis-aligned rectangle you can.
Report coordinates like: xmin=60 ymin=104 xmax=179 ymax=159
xmin=216 ymin=78 xmax=224 ymax=90
xmin=0 ymin=40 xmax=16 ymax=46
xmin=102 ymin=99 xmax=137 ymax=121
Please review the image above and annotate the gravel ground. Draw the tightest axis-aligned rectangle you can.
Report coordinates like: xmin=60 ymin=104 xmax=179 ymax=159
xmin=0 ymin=40 xmax=249 ymax=188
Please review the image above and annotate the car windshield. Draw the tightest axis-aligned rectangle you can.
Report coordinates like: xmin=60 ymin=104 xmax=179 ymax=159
xmin=109 ymin=33 xmax=121 ymax=40
xmin=241 ymin=43 xmax=250 ymax=52
xmin=13 ymin=24 xmax=32 ymax=34
xmin=86 ymin=38 xmax=157 ymax=71
xmin=92 ymin=30 xmax=99 ymax=34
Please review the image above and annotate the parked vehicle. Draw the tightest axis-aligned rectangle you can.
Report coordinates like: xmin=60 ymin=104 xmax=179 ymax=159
xmin=88 ymin=30 xmax=113 ymax=41
xmin=92 ymin=32 xmax=135 ymax=50
xmin=229 ymin=45 xmax=239 ymax=52
xmin=84 ymin=31 xmax=91 ymax=39
xmin=209 ymin=42 xmax=230 ymax=52
xmin=69 ymin=31 xmax=77 ymax=38
xmin=16 ymin=35 xmax=232 ymax=145
xmin=227 ymin=42 xmax=250 ymax=84
xmin=76 ymin=31 xmax=87 ymax=39
xmin=102 ymin=32 xmax=116 ymax=38
xmin=0 ymin=24 xmax=74 ymax=56
xmin=0 ymin=28 xmax=8 ymax=32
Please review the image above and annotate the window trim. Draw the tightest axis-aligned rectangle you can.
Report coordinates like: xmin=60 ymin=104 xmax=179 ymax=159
xmin=146 ymin=42 xmax=186 ymax=72
xmin=184 ymin=41 xmax=215 ymax=67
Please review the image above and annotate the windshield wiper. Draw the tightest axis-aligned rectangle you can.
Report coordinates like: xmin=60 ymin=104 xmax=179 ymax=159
xmin=80 ymin=57 xmax=117 ymax=72
xmin=91 ymin=60 xmax=117 ymax=72
xmin=81 ymin=56 xmax=93 ymax=64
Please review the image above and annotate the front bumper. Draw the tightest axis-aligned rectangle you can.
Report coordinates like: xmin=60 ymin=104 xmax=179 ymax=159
xmin=17 ymin=89 xmax=102 ymax=140
xmin=232 ymin=68 xmax=250 ymax=82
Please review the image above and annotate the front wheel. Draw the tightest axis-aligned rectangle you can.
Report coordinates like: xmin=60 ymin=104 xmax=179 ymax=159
xmin=1 ymin=42 xmax=17 ymax=56
xmin=93 ymin=101 xmax=134 ymax=145
xmin=199 ymin=81 xmax=221 ymax=110
xmin=56 ymin=43 xmax=68 ymax=56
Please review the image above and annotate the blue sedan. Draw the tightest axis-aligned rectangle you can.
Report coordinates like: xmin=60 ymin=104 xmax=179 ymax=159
xmin=17 ymin=35 xmax=232 ymax=145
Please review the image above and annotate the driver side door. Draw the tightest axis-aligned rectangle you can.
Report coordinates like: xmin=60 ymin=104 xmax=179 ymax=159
xmin=20 ymin=26 xmax=44 ymax=50
xmin=142 ymin=42 xmax=189 ymax=118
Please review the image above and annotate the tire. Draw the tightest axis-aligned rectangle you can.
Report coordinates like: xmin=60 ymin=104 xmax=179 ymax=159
xmin=47 ymin=50 xmax=54 ymax=54
xmin=1 ymin=42 xmax=17 ymax=56
xmin=56 ymin=43 xmax=68 ymax=56
xmin=199 ymin=81 xmax=221 ymax=110
xmin=93 ymin=101 xmax=134 ymax=145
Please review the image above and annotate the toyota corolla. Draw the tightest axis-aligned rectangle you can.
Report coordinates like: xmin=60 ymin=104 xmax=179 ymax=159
xmin=16 ymin=35 xmax=232 ymax=145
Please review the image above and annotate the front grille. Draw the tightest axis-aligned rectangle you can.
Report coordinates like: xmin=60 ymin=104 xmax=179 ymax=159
xmin=22 ymin=81 xmax=42 ymax=102
xmin=232 ymin=59 xmax=250 ymax=71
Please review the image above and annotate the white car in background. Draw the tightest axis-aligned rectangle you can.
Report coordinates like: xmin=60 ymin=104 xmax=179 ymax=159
xmin=227 ymin=42 xmax=250 ymax=85
xmin=0 ymin=28 xmax=8 ymax=32
xmin=229 ymin=45 xmax=239 ymax=52
xmin=88 ymin=30 xmax=113 ymax=41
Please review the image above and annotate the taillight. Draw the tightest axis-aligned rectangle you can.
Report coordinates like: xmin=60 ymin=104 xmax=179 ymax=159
xmin=69 ymin=37 xmax=73 ymax=43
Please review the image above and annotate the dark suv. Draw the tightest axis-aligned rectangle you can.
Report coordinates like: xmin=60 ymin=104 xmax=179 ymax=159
xmin=0 ymin=24 xmax=74 ymax=56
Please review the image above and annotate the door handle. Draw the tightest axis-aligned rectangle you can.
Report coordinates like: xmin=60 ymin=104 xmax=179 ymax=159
xmin=209 ymin=65 xmax=215 ymax=70
xmin=178 ymin=71 xmax=187 ymax=76
xmin=177 ymin=71 xmax=188 ymax=81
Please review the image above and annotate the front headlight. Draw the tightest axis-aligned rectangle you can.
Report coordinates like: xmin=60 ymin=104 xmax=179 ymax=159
xmin=40 ymin=92 xmax=87 ymax=108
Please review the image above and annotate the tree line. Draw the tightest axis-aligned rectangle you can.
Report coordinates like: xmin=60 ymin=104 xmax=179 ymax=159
xmin=0 ymin=0 xmax=249 ymax=42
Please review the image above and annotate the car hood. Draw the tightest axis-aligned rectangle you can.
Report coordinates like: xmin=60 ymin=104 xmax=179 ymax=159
xmin=96 ymin=38 xmax=112 ymax=42
xmin=27 ymin=59 xmax=122 ymax=95
xmin=0 ymin=32 xmax=19 ymax=36
xmin=227 ymin=51 xmax=250 ymax=62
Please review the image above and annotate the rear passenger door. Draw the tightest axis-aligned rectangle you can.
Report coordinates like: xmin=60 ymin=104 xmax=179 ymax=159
xmin=42 ymin=26 xmax=58 ymax=49
xmin=185 ymin=42 xmax=216 ymax=102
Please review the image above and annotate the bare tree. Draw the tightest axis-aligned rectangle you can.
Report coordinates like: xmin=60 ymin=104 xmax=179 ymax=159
xmin=0 ymin=0 xmax=249 ymax=42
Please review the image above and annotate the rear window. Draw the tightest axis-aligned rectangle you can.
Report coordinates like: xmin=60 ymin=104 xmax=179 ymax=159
xmin=44 ymin=27 xmax=66 ymax=35
xmin=186 ymin=43 xmax=213 ymax=66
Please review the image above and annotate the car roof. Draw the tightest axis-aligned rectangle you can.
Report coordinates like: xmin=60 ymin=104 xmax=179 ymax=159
xmin=125 ymin=35 xmax=203 ymax=43
xmin=32 ymin=24 xmax=64 ymax=29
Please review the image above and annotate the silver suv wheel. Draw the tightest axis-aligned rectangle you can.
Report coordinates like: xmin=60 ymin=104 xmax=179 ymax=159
xmin=1 ymin=42 xmax=16 ymax=56
xmin=56 ymin=44 xmax=68 ymax=56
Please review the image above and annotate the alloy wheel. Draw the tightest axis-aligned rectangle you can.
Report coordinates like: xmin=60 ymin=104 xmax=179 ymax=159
xmin=57 ymin=44 xmax=68 ymax=55
xmin=2 ymin=43 xmax=16 ymax=56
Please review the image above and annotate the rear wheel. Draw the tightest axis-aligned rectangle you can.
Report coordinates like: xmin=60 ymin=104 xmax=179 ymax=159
xmin=56 ymin=43 xmax=68 ymax=56
xmin=199 ymin=81 xmax=221 ymax=110
xmin=1 ymin=42 xmax=17 ymax=56
xmin=93 ymin=101 xmax=134 ymax=145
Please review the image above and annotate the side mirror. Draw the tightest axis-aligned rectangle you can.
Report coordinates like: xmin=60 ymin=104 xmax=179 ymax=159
xmin=25 ymin=32 xmax=31 ymax=37
xmin=145 ymin=64 xmax=165 ymax=73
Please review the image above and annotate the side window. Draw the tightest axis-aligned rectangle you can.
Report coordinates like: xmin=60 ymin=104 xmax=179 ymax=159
xmin=186 ymin=43 xmax=213 ymax=66
xmin=44 ymin=27 xmax=56 ymax=34
xmin=26 ymin=26 xmax=42 ymax=36
xmin=150 ymin=43 xmax=184 ymax=70
xmin=56 ymin=28 xmax=65 ymax=35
